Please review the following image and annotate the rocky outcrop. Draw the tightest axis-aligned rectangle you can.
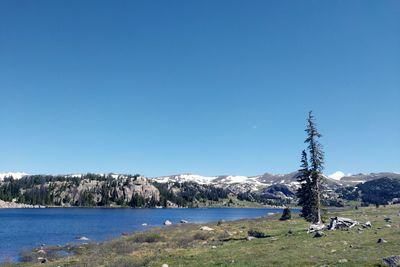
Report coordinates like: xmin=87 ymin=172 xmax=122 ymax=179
xmin=260 ymin=184 xmax=296 ymax=200
xmin=54 ymin=176 xmax=160 ymax=206
xmin=1 ymin=174 xmax=159 ymax=207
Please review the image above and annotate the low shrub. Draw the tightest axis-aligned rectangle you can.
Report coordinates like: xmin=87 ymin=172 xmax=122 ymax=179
xmin=248 ymin=229 xmax=270 ymax=238
xmin=106 ymin=255 xmax=150 ymax=267
xmin=130 ymin=233 xmax=164 ymax=243
xmin=279 ymin=207 xmax=291 ymax=221
xmin=193 ymin=232 xmax=209 ymax=240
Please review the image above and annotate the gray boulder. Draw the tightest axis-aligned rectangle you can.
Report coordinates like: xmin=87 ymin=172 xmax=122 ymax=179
xmin=383 ymin=255 xmax=400 ymax=267
xmin=313 ymin=231 xmax=325 ymax=238
xmin=362 ymin=221 xmax=372 ymax=228
xmin=377 ymin=238 xmax=387 ymax=244
xmin=384 ymin=217 xmax=392 ymax=223
xmin=37 ymin=257 xmax=48 ymax=263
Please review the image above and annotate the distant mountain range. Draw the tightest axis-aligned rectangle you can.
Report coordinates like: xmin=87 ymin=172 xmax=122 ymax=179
xmin=1 ymin=171 xmax=399 ymax=208
xmin=339 ymin=172 xmax=400 ymax=183
xmin=152 ymin=171 xmax=400 ymax=188
xmin=2 ymin=171 xmax=400 ymax=187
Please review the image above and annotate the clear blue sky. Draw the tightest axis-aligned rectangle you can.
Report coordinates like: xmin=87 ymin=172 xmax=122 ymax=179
xmin=0 ymin=0 xmax=399 ymax=177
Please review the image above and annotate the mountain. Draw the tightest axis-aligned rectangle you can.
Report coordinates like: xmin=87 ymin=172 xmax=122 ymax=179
xmin=356 ymin=177 xmax=400 ymax=205
xmin=153 ymin=171 xmax=340 ymax=192
xmin=339 ymin=172 xmax=400 ymax=184
xmin=1 ymin=171 xmax=399 ymax=208
xmin=0 ymin=172 xmax=28 ymax=181
xmin=328 ymin=171 xmax=346 ymax=181
xmin=153 ymin=172 xmax=301 ymax=190
xmin=153 ymin=174 xmax=217 ymax=185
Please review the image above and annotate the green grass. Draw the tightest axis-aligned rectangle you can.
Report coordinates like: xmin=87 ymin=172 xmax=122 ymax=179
xmin=4 ymin=205 xmax=400 ymax=267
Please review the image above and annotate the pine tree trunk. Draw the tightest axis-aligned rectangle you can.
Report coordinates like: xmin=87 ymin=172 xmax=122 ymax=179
xmin=311 ymin=172 xmax=322 ymax=224
xmin=316 ymin=179 xmax=321 ymax=224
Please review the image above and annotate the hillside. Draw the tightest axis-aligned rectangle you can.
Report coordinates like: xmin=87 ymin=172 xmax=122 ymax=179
xmin=340 ymin=172 xmax=400 ymax=184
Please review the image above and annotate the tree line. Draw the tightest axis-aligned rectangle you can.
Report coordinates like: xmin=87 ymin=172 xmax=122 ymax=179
xmin=0 ymin=175 xmax=232 ymax=208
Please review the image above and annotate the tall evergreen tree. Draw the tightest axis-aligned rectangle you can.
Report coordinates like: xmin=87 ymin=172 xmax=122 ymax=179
xmin=296 ymin=150 xmax=312 ymax=221
xmin=298 ymin=111 xmax=325 ymax=224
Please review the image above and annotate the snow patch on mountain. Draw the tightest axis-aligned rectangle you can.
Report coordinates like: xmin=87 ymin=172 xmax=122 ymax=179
xmin=218 ymin=176 xmax=253 ymax=184
xmin=153 ymin=174 xmax=217 ymax=185
xmin=0 ymin=172 xmax=29 ymax=180
xmin=328 ymin=171 xmax=345 ymax=181
xmin=69 ymin=174 xmax=83 ymax=178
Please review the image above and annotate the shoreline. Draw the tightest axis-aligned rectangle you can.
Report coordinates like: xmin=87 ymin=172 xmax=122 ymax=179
xmin=0 ymin=205 xmax=289 ymax=209
xmin=0 ymin=200 xmax=45 ymax=209
xmin=0 ymin=200 xmax=291 ymax=209
xmin=0 ymin=207 xmax=288 ymax=264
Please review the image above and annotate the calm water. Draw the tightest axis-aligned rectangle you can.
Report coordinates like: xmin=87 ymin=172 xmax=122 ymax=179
xmin=0 ymin=207 xmax=286 ymax=262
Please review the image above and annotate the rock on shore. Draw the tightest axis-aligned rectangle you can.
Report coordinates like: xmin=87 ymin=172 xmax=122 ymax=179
xmin=0 ymin=199 xmax=45 ymax=208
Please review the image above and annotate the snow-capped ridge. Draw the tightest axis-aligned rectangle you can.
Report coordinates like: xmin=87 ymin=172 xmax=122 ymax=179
xmin=0 ymin=172 xmax=29 ymax=180
xmin=152 ymin=172 xmax=301 ymax=191
xmin=328 ymin=171 xmax=345 ymax=181
xmin=153 ymin=174 xmax=217 ymax=185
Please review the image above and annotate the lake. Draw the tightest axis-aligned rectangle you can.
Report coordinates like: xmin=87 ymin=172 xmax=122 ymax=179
xmin=0 ymin=207 xmax=288 ymax=262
